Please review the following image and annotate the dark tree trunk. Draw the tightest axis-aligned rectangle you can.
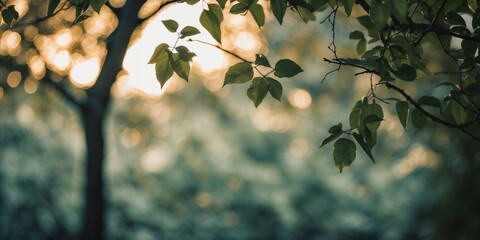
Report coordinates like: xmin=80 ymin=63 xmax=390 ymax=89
xmin=80 ymin=1 xmax=147 ymax=239
xmin=82 ymin=106 xmax=106 ymax=240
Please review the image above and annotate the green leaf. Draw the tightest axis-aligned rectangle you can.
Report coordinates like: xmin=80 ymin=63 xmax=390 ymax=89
xmin=370 ymin=0 xmax=390 ymax=30
xmin=200 ymin=4 xmax=224 ymax=43
xmin=2 ymin=5 xmax=19 ymax=27
xmin=179 ymin=26 xmax=201 ymax=39
xmin=333 ymin=138 xmax=356 ymax=173
xmin=349 ymin=100 xmax=362 ymax=128
xmin=185 ymin=0 xmax=201 ymax=5
xmin=274 ymin=59 xmax=303 ymax=78
xmin=271 ymin=0 xmax=287 ymax=24
xmin=171 ymin=53 xmax=191 ymax=81
xmin=446 ymin=11 xmax=466 ymax=26
xmin=155 ymin=49 xmax=174 ymax=88
xmin=411 ymin=109 xmax=427 ymax=129
xmin=462 ymin=40 xmax=478 ymax=59
xmin=247 ymin=77 xmax=269 ymax=107
xmin=250 ymin=4 xmax=265 ymax=27
xmin=386 ymin=0 xmax=407 ymax=23
xmin=319 ymin=132 xmax=342 ymax=148
xmin=363 ymin=115 xmax=383 ymax=124
xmin=450 ymin=100 xmax=468 ymax=124
xmin=394 ymin=64 xmax=417 ymax=81
xmin=340 ymin=0 xmax=355 ymax=16
xmin=148 ymin=43 xmax=170 ymax=64
xmin=297 ymin=6 xmax=316 ymax=22
xmin=230 ymin=3 xmax=248 ymax=14
xmin=360 ymin=102 xmax=383 ymax=148
xmin=352 ymin=132 xmax=375 ymax=164
xmin=162 ymin=19 xmax=179 ymax=33
xmin=328 ymin=123 xmax=343 ymax=134
xmin=357 ymin=39 xmax=367 ymax=55
xmin=396 ymin=101 xmax=409 ymax=130
xmin=255 ymin=54 xmax=271 ymax=67
xmin=217 ymin=0 xmax=227 ymax=8
xmin=349 ymin=30 xmax=365 ymax=40
xmin=418 ymin=96 xmax=441 ymax=108
xmin=175 ymin=45 xmax=196 ymax=61
xmin=266 ymin=77 xmax=282 ymax=101
xmin=224 ymin=62 xmax=253 ymax=85
xmin=89 ymin=0 xmax=106 ymax=13
xmin=48 ymin=0 xmax=61 ymax=16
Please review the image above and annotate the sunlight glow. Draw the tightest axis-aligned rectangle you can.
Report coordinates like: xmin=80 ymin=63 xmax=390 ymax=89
xmin=393 ymin=144 xmax=439 ymax=177
xmin=289 ymin=89 xmax=312 ymax=109
xmin=52 ymin=50 xmax=70 ymax=71
xmin=139 ymin=148 xmax=171 ymax=173
xmin=69 ymin=58 xmax=100 ymax=88
xmin=233 ymin=31 xmax=260 ymax=51
xmin=7 ymin=71 xmax=21 ymax=88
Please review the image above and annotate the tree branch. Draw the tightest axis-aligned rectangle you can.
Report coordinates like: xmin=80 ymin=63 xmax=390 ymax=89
xmin=383 ymin=81 xmax=480 ymax=141
xmin=187 ymin=38 xmax=252 ymax=63
xmin=42 ymin=75 xmax=84 ymax=108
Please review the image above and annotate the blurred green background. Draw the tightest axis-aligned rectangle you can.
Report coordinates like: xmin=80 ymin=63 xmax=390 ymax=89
xmin=1 ymin=2 xmax=480 ymax=240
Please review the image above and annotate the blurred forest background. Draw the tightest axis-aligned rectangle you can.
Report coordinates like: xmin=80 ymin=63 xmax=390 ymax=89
xmin=1 ymin=1 xmax=480 ymax=239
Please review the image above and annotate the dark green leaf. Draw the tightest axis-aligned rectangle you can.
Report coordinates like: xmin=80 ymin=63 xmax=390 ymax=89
xmin=216 ymin=0 xmax=227 ymax=8
xmin=148 ymin=43 xmax=170 ymax=64
xmin=250 ymin=4 xmax=265 ymax=27
xmin=462 ymin=40 xmax=478 ymax=59
xmin=386 ymin=0 xmax=407 ymax=23
xmin=371 ymin=0 xmax=390 ymax=30
xmin=162 ymin=19 xmax=179 ymax=33
xmin=333 ymin=138 xmax=356 ymax=173
xmin=247 ymin=77 xmax=269 ymax=107
xmin=349 ymin=100 xmax=362 ymax=128
xmin=224 ymin=62 xmax=253 ymax=85
xmin=255 ymin=54 xmax=271 ymax=67
xmin=200 ymin=4 xmax=224 ymax=43
xmin=230 ymin=3 xmax=248 ymax=14
xmin=362 ymin=115 xmax=383 ymax=124
xmin=451 ymin=100 xmax=468 ymax=124
xmin=2 ymin=5 xmax=19 ymax=27
xmin=297 ymin=6 xmax=316 ymax=22
xmin=274 ymin=59 xmax=303 ymax=78
xmin=90 ymin=0 xmax=106 ymax=13
xmin=467 ymin=0 xmax=477 ymax=12
xmin=340 ymin=0 xmax=355 ymax=16
xmin=271 ymin=0 xmax=287 ymax=24
xmin=186 ymin=0 xmax=201 ymax=5
xmin=155 ymin=49 xmax=174 ymax=88
xmin=418 ymin=96 xmax=441 ymax=108
xmin=349 ymin=30 xmax=364 ymax=40
xmin=266 ymin=77 xmax=282 ymax=101
xmin=360 ymin=102 xmax=383 ymax=148
xmin=411 ymin=109 xmax=427 ymax=129
xmin=396 ymin=101 xmax=409 ymax=130
xmin=352 ymin=132 xmax=375 ymax=164
xmin=446 ymin=11 xmax=466 ymax=26
xmin=48 ymin=0 xmax=61 ymax=16
xmin=179 ymin=26 xmax=200 ymax=38
xmin=357 ymin=39 xmax=367 ymax=55
xmin=175 ymin=45 xmax=196 ymax=61
xmin=319 ymin=132 xmax=342 ymax=148
xmin=171 ymin=53 xmax=191 ymax=81
xmin=394 ymin=64 xmax=417 ymax=81
xmin=328 ymin=123 xmax=343 ymax=134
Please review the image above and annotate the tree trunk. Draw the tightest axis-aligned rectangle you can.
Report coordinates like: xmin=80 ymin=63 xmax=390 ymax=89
xmin=82 ymin=107 xmax=106 ymax=240
xmin=80 ymin=1 xmax=146 ymax=239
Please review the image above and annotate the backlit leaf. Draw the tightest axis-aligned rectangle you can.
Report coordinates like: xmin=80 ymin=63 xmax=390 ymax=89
xmin=333 ymin=138 xmax=356 ymax=173
xmin=224 ymin=62 xmax=253 ymax=85
xmin=396 ymin=101 xmax=409 ymax=130
xmin=266 ymin=77 xmax=282 ymax=101
xmin=148 ymin=43 xmax=170 ymax=64
xmin=179 ymin=26 xmax=201 ymax=39
xmin=319 ymin=132 xmax=342 ymax=148
xmin=162 ymin=19 xmax=179 ymax=33
xmin=411 ymin=109 xmax=427 ymax=129
xmin=247 ymin=77 xmax=269 ymax=107
xmin=328 ymin=123 xmax=343 ymax=134
xmin=200 ymin=4 xmax=223 ymax=43
xmin=155 ymin=49 xmax=174 ymax=88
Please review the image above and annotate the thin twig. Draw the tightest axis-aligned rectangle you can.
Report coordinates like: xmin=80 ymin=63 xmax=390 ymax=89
xmin=187 ymin=38 xmax=252 ymax=63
